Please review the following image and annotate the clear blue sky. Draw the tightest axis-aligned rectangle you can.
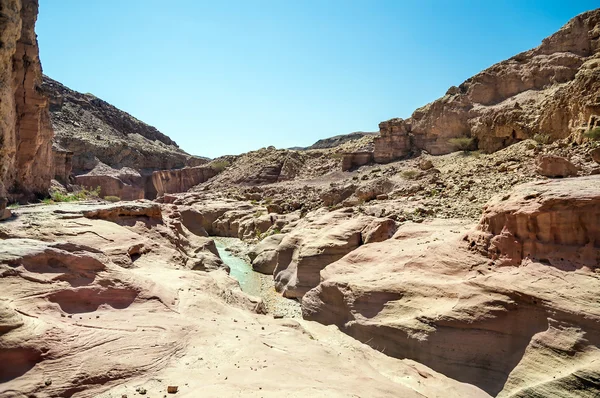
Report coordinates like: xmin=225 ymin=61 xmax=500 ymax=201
xmin=37 ymin=1 xmax=598 ymax=158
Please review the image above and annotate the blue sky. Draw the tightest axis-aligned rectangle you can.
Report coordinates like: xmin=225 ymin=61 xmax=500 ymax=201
xmin=37 ymin=1 xmax=598 ymax=158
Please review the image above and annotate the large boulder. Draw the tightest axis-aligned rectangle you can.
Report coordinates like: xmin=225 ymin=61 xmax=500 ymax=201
xmin=75 ymin=163 xmax=145 ymax=200
xmin=535 ymin=155 xmax=579 ymax=178
xmin=467 ymin=175 xmax=600 ymax=268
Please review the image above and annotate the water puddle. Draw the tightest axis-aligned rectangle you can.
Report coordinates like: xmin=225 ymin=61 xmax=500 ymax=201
xmin=215 ymin=238 xmax=301 ymax=318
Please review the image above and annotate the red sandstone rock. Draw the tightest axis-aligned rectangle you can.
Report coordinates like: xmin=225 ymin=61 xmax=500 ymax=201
xmin=153 ymin=166 xmax=218 ymax=196
xmin=535 ymin=154 xmax=579 ymax=178
xmin=0 ymin=0 xmax=53 ymax=201
xmin=467 ymin=175 xmax=600 ymax=268
xmin=373 ymin=9 xmax=600 ymax=160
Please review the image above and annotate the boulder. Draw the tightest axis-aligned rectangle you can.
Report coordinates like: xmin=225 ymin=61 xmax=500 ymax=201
xmin=591 ymin=147 xmax=600 ymax=164
xmin=250 ymin=234 xmax=286 ymax=274
xmin=354 ymin=177 xmax=394 ymax=202
xmin=266 ymin=208 xmax=397 ymax=298
xmin=535 ymin=155 xmax=578 ymax=178
xmin=467 ymin=175 xmax=600 ymax=268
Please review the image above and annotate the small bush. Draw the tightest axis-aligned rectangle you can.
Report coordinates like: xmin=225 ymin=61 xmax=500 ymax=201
xmin=331 ymin=153 xmax=344 ymax=160
xmin=533 ymin=133 xmax=551 ymax=145
xmin=584 ymin=127 xmax=600 ymax=141
xmin=211 ymin=160 xmax=230 ymax=172
xmin=104 ymin=195 xmax=121 ymax=202
xmin=448 ymin=137 xmax=475 ymax=152
xmin=7 ymin=203 xmax=19 ymax=209
xmin=401 ymin=169 xmax=419 ymax=180
xmin=46 ymin=186 xmax=101 ymax=203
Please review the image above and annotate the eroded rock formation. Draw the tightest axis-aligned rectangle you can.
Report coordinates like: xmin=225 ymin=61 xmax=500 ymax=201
xmin=153 ymin=165 xmax=219 ymax=197
xmin=467 ymin=175 xmax=600 ymax=268
xmin=374 ymin=9 xmax=600 ymax=160
xmin=0 ymin=0 xmax=53 ymax=201
xmin=0 ymin=200 xmax=487 ymax=398
xmin=302 ymin=178 xmax=600 ymax=396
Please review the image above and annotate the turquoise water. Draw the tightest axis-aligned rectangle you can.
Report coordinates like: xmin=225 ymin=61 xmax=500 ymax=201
xmin=214 ymin=238 xmax=302 ymax=318
xmin=215 ymin=240 xmax=263 ymax=297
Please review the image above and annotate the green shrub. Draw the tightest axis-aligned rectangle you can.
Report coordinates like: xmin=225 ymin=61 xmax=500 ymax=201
xmin=584 ymin=127 xmax=600 ymax=141
xmin=448 ymin=137 xmax=475 ymax=152
xmin=7 ymin=203 xmax=19 ymax=209
xmin=104 ymin=195 xmax=121 ymax=202
xmin=46 ymin=186 xmax=101 ymax=203
xmin=211 ymin=160 xmax=230 ymax=172
xmin=533 ymin=133 xmax=551 ymax=145
xmin=331 ymin=152 xmax=344 ymax=160
xmin=401 ymin=169 xmax=419 ymax=180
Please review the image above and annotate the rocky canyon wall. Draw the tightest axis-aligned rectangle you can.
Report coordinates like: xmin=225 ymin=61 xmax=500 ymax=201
xmin=0 ymin=0 xmax=53 ymax=201
xmin=374 ymin=9 xmax=600 ymax=161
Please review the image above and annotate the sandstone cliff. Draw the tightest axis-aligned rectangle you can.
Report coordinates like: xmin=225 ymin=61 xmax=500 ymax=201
xmin=374 ymin=9 xmax=600 ymax=161
xmin=0 ymin=0 xmax=53 ymax=201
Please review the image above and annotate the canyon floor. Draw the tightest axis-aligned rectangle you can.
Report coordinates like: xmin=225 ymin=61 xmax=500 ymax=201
xmin=2 ymin=137 xmax=600 ymax=397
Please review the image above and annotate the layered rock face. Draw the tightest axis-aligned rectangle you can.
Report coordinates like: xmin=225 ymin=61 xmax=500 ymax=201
xmin=302 ymin=178 xmax=600 ymax=396
xmin=42 ymin=76 xmax=208 ymax=198
xmin=373 ymin=118 xmax=411 ymax=163
xmin=467 ymin=175 xmax=600 ymax=268
xmin=374 ymin=9 xmax=600 ymax=160
xmin=152 ymin=165 xmax=218 ymax=197
xmin=0 ymin=0 xmax=53 ymax=201
xmin=250 ymin=208 xmax=397 ymax=298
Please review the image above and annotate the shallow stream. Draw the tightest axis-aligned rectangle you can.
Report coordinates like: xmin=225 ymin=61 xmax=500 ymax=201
xmin=214 ymin=237 xmax=301 ymax=318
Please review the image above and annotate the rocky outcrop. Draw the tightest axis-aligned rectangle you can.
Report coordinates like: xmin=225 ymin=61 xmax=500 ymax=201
xmin=302 ymin=212 xmax=600 ymax=396
xmin=374 ymin=9 xmax=600 ymax=160
xmin=51 ymin=143 xmax=73 ymax=184
xmin=0 ymin=0 xmax=53 ymax=201
xmin=341 ymin=151 xmax=373 ymax=171
xmin=152 ymin=165 xmax=219 ymax=196
xmin=0 ymin=200 xmax=490 ymax=398
xmin=250 ymin=208 xmax=397 ymax=298
xmin=307 ymin=131 xmax=376 ymax=150
xmin=535 ymin=154 xmax=579 ymax=177
xmin=467 ymin=175 xmax=600 ymax=268
xmin=42 ymin=76 xmax=209 ymax=198
xmin=373 ymin=118 xmax=411 ymax=163
xmin=74 ymin=162 xmax=145 ymax=200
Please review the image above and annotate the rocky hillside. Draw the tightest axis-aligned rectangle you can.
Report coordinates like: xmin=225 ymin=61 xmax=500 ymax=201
xmin=374 ymin=9 xmax=600 ymax=161
xmin=0 ymin=0 xmax=53 ymax=202
xmin=43 ymin=75 xmax=206 ymax=174
xmin=305 ymin=131 xmax=376 ymax=150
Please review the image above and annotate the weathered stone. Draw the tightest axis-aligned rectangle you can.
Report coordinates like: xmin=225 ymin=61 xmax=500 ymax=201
xmin=467 ymin=175 xmax=600 ymax=268
xmin=0 ymin=0 xmax=53 ymax=201
xmin=535 ymin=155 xmax=578 ymax=178
xmin=373 ymin=10 xmax=600 ymax=160
xmin=341 ymin=151 xmax=373 ymax=171
xmin=153 ymin=166 xmax=219 ymax=196
xmin=590 ymin=147 xmax=600 ymax=164
xmin=373 ymin=118 xmax=411 ymax=163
